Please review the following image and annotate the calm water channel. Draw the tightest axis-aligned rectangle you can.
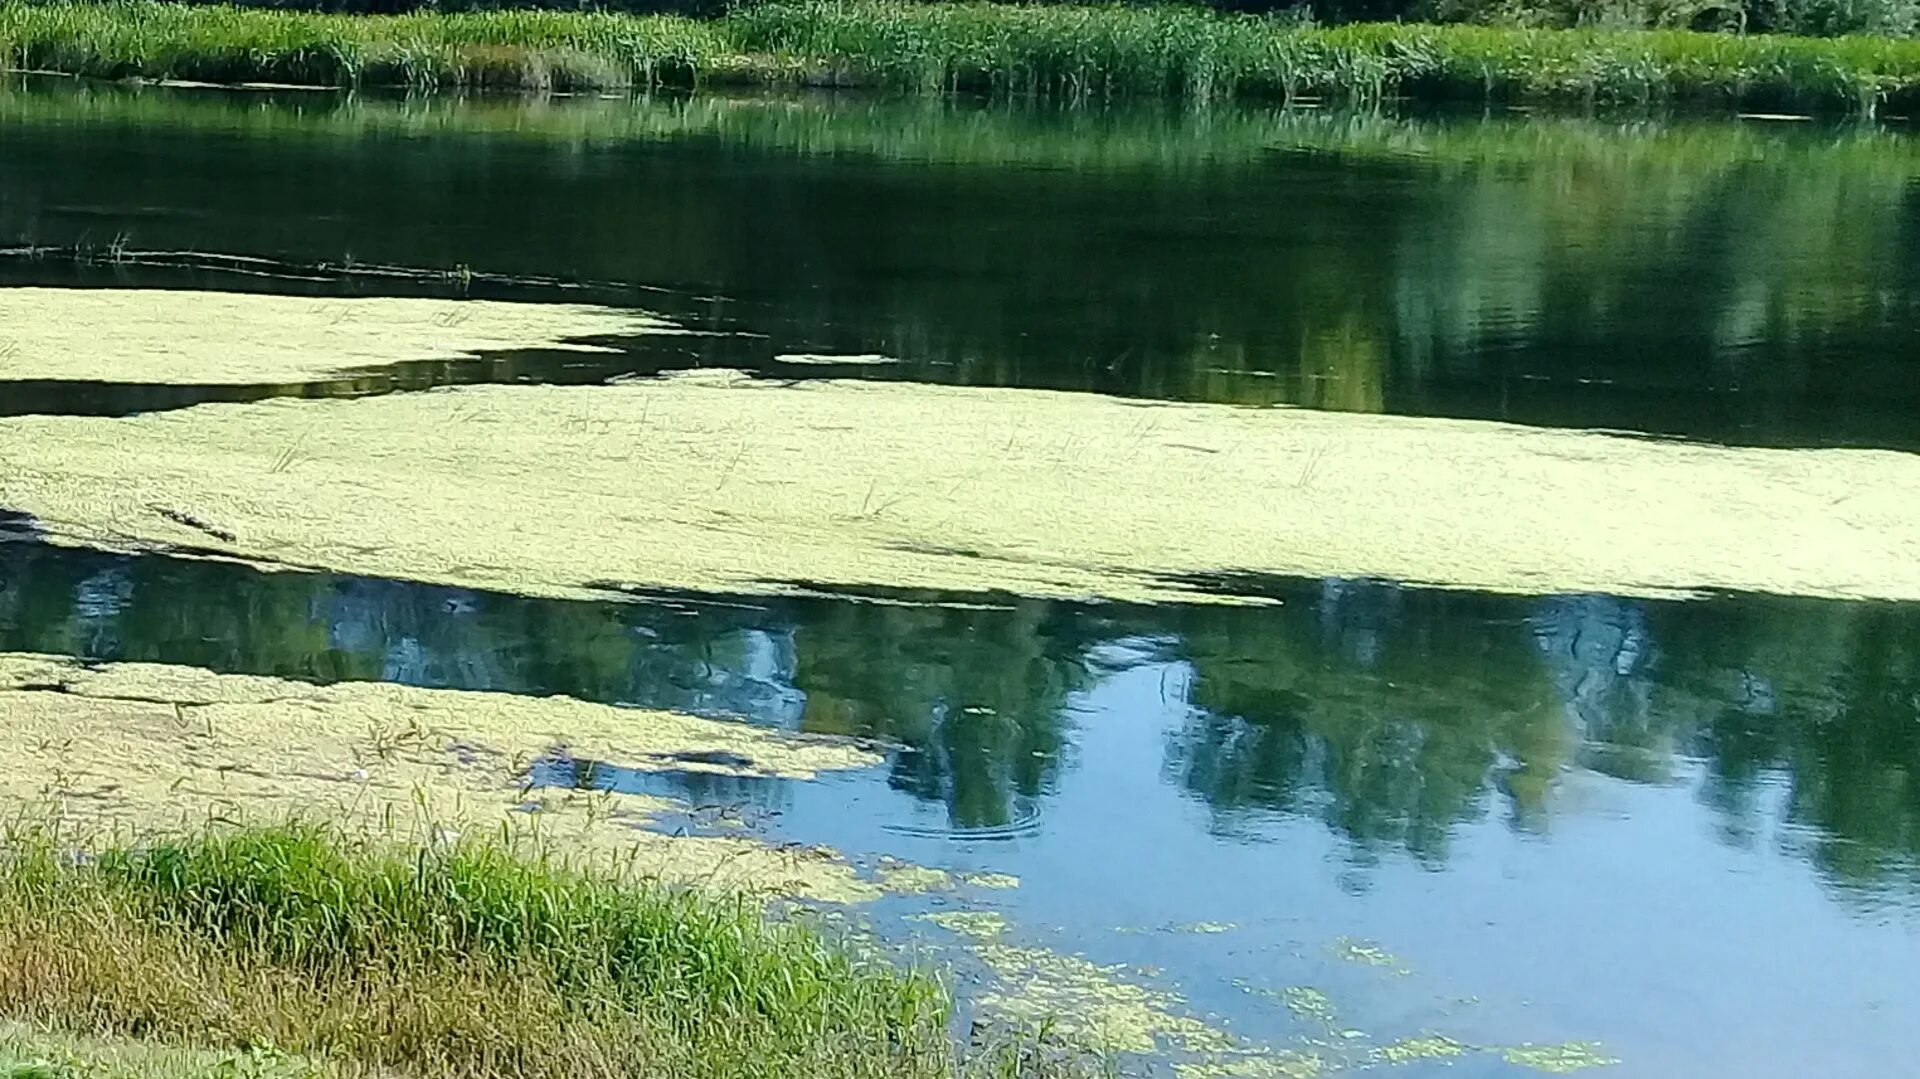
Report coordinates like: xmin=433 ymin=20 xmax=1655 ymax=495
xmin=3 ymin=78 xmax=1919 ymax=1077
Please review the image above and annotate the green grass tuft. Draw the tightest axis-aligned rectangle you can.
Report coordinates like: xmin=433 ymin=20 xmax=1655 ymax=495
xmin=0 ymin=821 xmax=960 ymax=1079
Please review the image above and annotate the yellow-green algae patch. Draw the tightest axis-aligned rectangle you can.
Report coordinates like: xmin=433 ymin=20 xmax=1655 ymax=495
xmin=0 ymin=288 xmax=669 ymax=385
xmin=1370 ymin=1034 xmax=1471 ymax=1065
xmin=922 ymin=904 xmax=1239 ymax=1059
xmin=0 ymin=652 xmax=894 ymax=903
xmin=964 ymin=872 xmax=1021 ymax=890
xmin=975 ymin=942 xmax=1238 ymax=1057
xmin=4 ymin=368 xmax=1918 ymax=604
xmin=1330 ymin=936 xmax=1409 ymax=973
xmin=912 ymin=910 xmax=1009 ymax=939
xmin=1230 ymin=978 xmax=1611 ymax=1074
xmin=1501 ymin=1042 xmax=1620 ymax=1073
xmin=876 ymin=861 xmax=955 ymax=893
xmin=1174 ymin=1054 xmax=1325 ymax=1079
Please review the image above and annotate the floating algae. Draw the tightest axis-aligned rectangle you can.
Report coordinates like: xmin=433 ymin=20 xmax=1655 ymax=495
xmin=1370 ymin=1035 xmax=1471 ymax=1065
xmin=974 ymin=942 xmax=1238 ymax=1057
xmin=877 ymin=861 xmax=954 ymax=893
xmin=1330 ymin=937 xmax=1409 ymax=973
xmin=1501 ymin=1042 xmax=1620 ymax=1073
xmin=0 ymin=288 xmax=671 ymax=385
xmin=774 ymin=353 xmax=900 ymax=366
xmin=912 ymin=910 xmax=1009 ymax=939
xmin=1174 ymin=1054 xmax=1325 ymax=1079
xmin=932 ymin=913 xmax=1607 ymax=1074
xmin=964 ymin=872 xmax=1021 ymax=890
xmin=4 ymin=368 xmax=1918 ymax=604
xmin=1277 ymin=987 xmax=1339 ymax=1027
xmin=918 ymin=902 xmax=1243 ymax=1058
xmin=1232 ymin=979 xmax=1615 ymax=1075
xmin=0 ymin=652 xmax=904 ymax=903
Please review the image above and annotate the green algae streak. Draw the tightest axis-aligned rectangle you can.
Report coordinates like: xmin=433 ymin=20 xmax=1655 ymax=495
xmin=0 ymin=288 xmax=667 ymax=385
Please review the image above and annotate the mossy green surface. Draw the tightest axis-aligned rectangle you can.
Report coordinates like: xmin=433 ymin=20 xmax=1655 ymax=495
xmin=0 ymin=288 xmax=664 ymax=384
xmin=3 ymin=357 xmax=1917 ymax=604
xmin=0 ymin=652 xmax=889 ymax=903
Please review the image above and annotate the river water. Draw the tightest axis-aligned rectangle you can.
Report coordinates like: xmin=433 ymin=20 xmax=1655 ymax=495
xmin=2 ymin=78 xmax=1918 ymax=1077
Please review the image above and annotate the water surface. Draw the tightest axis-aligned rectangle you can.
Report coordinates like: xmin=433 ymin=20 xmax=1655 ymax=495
xmin=3 ymin=81 xmax=1919 ymax=1077
xmin=3 ymin=80 xmax=1919 ymax=446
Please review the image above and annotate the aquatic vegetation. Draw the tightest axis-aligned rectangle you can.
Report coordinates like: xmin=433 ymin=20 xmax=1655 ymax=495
xmin=915 ymin=903 xmax=1244 ymax=1059
xmin=877 ymin=861 xmax=954 ymax=892
xmin=1368 ymin=1035 xmax=1471 ymax=1064
xmin=0 ymin=822 xmax=955 ymax=1079
xmin=975 ymin=942 xmax=1237 ymax=1057
xmin=1173 ymin=1055 xmax=1325 ymax=1079
xmin=0 ymin=651 xmax=893 ymax=903
xmin=1231 ymin=979 xmax=1616 ymax=1073
xmin=0 ymin=288 xmax=668 ymax=386
xmin=1501 ymin=1042 xmax=1621 ymax=1072
xmin=914 ymin=909 xmax=1010 ymax=938
xmin=4 ymin=0 xmax=1920 ymax=110
xmin=965 ymin=872 xmax=1022 ymax=889
xmin=1277 ymin=987 xmax=1340 ymax=1027
xmin=1329 ymin=937 xmax=1408 ymax=972
xmin=4 ymin=363 xmax=1918 ymax=605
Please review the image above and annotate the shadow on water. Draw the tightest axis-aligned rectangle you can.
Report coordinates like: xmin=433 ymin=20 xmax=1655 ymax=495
xmin=0 ymin=509 xmax=43 ymax=540
xmin=0 ymin=333 xmax=768 ymax=419
xmin=0 ymin=254 xmax=972 ymax=418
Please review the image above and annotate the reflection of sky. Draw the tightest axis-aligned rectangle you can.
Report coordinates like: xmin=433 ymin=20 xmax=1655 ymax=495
xmin=322 ymin=578 xmax=809 ymax=725
xmin=69 ymin=564 xmax=133 ymax=654
xmin=5 ymin=545 xmax=1920 ymax=1074
xmin=1530 ymin=593 xmax=1657 ymax=739
xmin=535 ymin=660 xmax=1920 ymax=1079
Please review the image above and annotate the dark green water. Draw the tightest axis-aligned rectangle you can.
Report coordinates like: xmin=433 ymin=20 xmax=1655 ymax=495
xmin=5 ymin=79 xmax=1920 ymax=445
xmin=4 ymin=80 xmax=1920 ymax=1077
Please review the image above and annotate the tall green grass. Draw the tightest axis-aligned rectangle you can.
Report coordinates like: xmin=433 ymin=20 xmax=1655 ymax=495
xmin=728 ymin=1 xmax=1920 ymax=109
xmin=0 ymin=2 xmax=726 ymax=89
xmin=0 ymin=821 xmax=955 ymax=1079
xmin=3 ymin=0 xmax=1920 ymax=108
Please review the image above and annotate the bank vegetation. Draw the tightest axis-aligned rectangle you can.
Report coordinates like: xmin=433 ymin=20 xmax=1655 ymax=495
xmin=4 ymin=0 xmax=1920 ymax=111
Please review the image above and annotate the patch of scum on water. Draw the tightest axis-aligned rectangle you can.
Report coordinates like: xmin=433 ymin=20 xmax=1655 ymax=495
xmin=1212 ymin=977 xmax=1612 ymax=1075
xmin=0 ymin=651 xmax=896 ymax=902
xmin=1330 ymin=937 xmax=1410 ymax=974
xmin=964 ymin=872 xmax=1021 ymax=889
xmin=0 ymin=288 xmax=672 ymax=385
xmin=910 ymin=902 xmax=1577 ymax=1078
xmin=1501 ymin=1043 xmax=1622 ymax=1072
xmin=2 ymin=366 xmax=1918 ymax=605
xmin=876 ymin=860 xmax=955 ymax=893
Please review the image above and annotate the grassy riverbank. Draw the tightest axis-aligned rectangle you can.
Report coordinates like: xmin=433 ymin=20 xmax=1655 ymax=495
xmin=4 ymin=0 xmax=1920 ymax=111
xmin=0 ymin=821 xmax=966 ymax=1079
